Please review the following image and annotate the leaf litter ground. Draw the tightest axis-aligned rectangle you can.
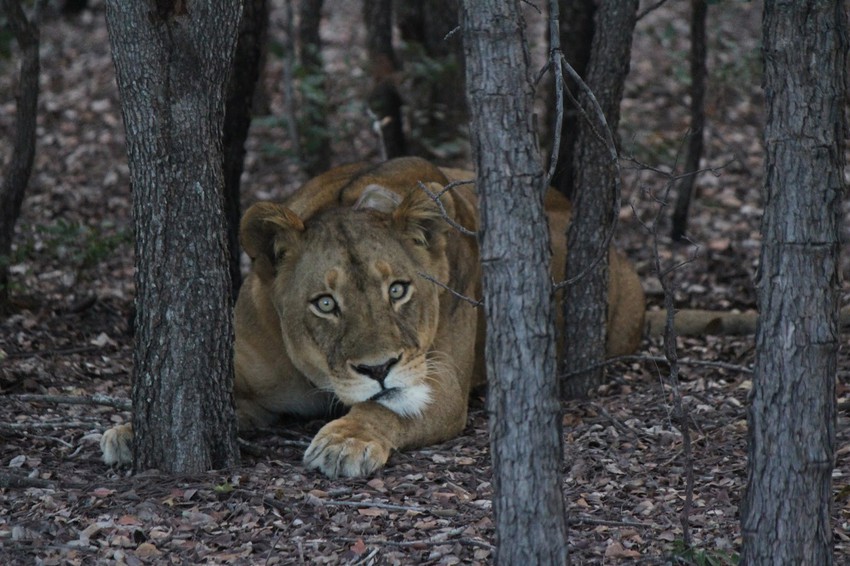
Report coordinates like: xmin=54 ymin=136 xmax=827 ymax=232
xmin=1 ymin=1 xmax=849 ymax=564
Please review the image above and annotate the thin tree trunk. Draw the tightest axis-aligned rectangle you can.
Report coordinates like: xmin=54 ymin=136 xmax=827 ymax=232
xmin=462 ymin=1 xmax=568 ymax=563
xmin=740 ymin=1 xmax=846 ymax=563
xmin=297 ymin=0 xmax=330 ymax=175
xmin=0 ymin=0 xmax=41 ymax=313
xmin=562 ymin=0 xmax=638 ymax=399
xmin=223 ymin=0 xmax=268 ymax=298
xmin=363 ymin=0 xmax=406 ymax=158
xmin=670 ymin=0 xmax=708 ymax=242
xmin=104 ymin=0 xmax=241 ymax=473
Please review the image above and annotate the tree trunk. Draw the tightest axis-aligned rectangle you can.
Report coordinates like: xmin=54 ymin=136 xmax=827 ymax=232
xmin=462 ymin=1 xmax=568 ymax=564
xmin=0 ymin=0 xmax=41 ymax=313
xmin=549 ymin=0 xmax=595 ymax=201
xmin=104 ymin=0 xmax=241 ymax=473
xmin=223 ymin=0 xmax=268 ymax=299
xmin=297 ymin=0 xmax=330 ymax=175
xmin=670 ymin=0 xmax=708 ymax=242
xmin=363 ymin=0 xmax=407 ymax=158
xmin=740 ymin=1 xmax=846 ymax=563
xmin=562 ymin=0 xmax=638 ymax=399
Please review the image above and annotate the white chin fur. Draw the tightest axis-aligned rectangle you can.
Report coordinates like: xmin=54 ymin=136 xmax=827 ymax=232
xmin=376 ymin=383 xmax=432 ymax=418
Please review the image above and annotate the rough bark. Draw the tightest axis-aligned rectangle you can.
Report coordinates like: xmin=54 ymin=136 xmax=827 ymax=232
xmin=462 ymin=1 xmax=568 ymax=563
xmin=297 ymin=0 xmax=330 ymax=175
xmin=104 ymin=0 xmax=241 ymax=473
xmin=562 ymin=0 xmax=638 ymax=399
xmin=223 ymin=0 xmax=268 ymax=298
xmin=0 ymin=0 xmax=41 ymax=313
xmin=740 ymin=1 xmax=846 ymax=563
xmin=670 ymin=0 xmax=708 ymax=242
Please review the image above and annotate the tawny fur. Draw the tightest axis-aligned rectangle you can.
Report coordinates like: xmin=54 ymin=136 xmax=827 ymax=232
xmin=101 ymin=157 xmax=645 ymax=478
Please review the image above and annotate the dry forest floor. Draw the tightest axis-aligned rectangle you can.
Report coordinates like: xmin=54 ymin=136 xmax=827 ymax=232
xmin=1 ymin=1 xmax=849 ymax=564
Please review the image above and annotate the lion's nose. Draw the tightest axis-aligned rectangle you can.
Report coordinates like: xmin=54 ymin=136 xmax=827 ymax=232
xmin=351 ymin=355 xmax=401 ymax=385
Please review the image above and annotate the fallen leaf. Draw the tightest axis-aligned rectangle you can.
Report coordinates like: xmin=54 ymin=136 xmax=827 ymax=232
xmin=350 ymin=538 xmax=367 ymax=555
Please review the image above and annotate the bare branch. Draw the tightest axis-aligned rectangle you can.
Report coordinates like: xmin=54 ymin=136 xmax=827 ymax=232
xmin=552 ymin=55 xmax=622 ymax=291
xmin=637 ymin=0 xmax=672 ymax=21
xmin=570 ymin=515 xmax=651 ymax=529
xmin=8 ymin=393 xmax=131 ymax=411
xmin=0 ymin=421 xmax=103 ymax=431
xmin=416 ymin=181 xmax=476 ymax=236
xmin=308 ymin=498 xmax=427 ymax=513
xmin=649 ymin=170 xmax=696 ymax=548
xmin=332 ymin=530 xmax=495 ymax=551
xmin=0 ymin=472 xmax=57 ymax=489
xmin=560 ymin=354 xmax=753 ymax=380
xmin=417 ymin=271 xmax=482 ymax=308
xmin=544 ymin=0 xmax=564 ymax=188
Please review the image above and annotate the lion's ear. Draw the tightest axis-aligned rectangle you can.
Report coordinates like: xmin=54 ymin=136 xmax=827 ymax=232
xmin=240 ymin=202 xmax=304 ymax=280
xmin=353 ymin=184 xmax=402 ymax=213
xmin=392 ymin=183 xmax=454 ymax=248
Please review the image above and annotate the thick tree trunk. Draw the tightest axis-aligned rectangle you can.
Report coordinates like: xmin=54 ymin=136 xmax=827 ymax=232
xmin=0 ymin=0 xmax=40 ymax=313
xmin=562 ymin=0 xmax=638 ymax=399
xmin=740 ymin=1 xmax=846 ymax=564
xmin=105 ymin=0 xmax=241 ymax=473
xmin=223 ymin=0 xmax=268 ymax=298
xmin=462 ymin=1 xmax=568 ymax=564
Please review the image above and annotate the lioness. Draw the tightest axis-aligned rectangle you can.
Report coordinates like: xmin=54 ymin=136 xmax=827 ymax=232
xmin=101 ymin=157 xmax=645 ymax=477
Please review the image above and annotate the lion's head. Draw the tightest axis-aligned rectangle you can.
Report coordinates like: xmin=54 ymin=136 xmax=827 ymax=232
xmin=240 ymin=185 xmax=455 ymax=418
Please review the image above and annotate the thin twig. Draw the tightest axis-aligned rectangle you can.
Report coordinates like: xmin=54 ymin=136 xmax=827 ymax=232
xmin=570 ymin=515 xmax=650 ymax=529
xmin=417 ymin=272 xmax=483 ymax=308
xmin=333 ymin=529 xmax=494 ymax=551
xmin=552 ymin=55 xmax=621 ymax=291
xmin=4 ymin=345 xmax=105 ymax=358
xmin=560 ymin=354 xmax=753 ymax=380
xmin=637 ymin=0 xmax=673 ymax=21
xmin=8 ymin=393 xmax=131 ymax=411
xmin=0 ymin=421 xmax=102 ymax=430
xmin=650 ymin=174 xmax=695 ymax=548
xmin=544 ymin=0 xmax=564 ymax=188
xmin=315 ymin=498 xmax=428 ymax=514
xmin=416 ymin=181 xmax=476 ymax=236
xmin=589 ymin=402 xmax=642 ymax=441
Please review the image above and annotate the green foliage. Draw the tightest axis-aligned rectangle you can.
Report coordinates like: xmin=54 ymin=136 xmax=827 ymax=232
xmin=669 ymin=539 xmax=739 ymax=566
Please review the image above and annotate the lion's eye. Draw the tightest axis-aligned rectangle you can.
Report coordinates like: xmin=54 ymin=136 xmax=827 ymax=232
xmin=388 ymin=281 xmax=410 ymax=302
xmin=311 ymin=294 xmax=338 ymax=315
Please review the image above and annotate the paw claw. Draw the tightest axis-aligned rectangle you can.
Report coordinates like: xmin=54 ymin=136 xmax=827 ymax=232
xmin=303 ymin=420 xmax=391 ymax=478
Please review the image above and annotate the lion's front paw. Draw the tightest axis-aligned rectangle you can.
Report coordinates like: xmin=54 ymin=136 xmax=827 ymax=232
xmin=303 ymin=419 xmax=392 ymax=478
xmin=100 ymin=423 xmax=133 ymax=466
